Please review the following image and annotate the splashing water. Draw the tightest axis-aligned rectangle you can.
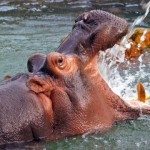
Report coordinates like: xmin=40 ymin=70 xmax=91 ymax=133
xmin=99 ymin=1 xmax=150 ymax=102
xmin=121 ymin=1 xmax=150 ymax=47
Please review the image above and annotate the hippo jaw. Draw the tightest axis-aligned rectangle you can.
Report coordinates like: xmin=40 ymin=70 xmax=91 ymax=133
xmin=26 ymin=10 xmax=150 ymax=140
xmin=26 ymin=10 xmax=131 ymax=136
xmin=27 ymin=54 xmax=150 ymax=138
xmin=27 ymin=54 xmax=114 ymax=137
xmin=27 ymin=10 xmax=128 ymax=73
xmin=27 ymin=49 xmax=150 ymax=140
xmin=57 ymin=10 xmax=128 ymax=58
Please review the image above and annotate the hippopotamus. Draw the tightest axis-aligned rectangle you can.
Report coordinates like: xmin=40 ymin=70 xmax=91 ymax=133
xmin=0 ymin=10 xmax=150 ymax=146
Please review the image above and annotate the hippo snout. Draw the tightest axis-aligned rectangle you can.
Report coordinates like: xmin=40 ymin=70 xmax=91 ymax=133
xmin=72 ymin=20 xmax=91 ymax=31
xmin=58 ymin=10 xmax=128 ymax=56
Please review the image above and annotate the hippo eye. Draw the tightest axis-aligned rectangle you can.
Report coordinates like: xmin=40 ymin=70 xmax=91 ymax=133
xmin=56 ymin=56 xmax=67 ymax=69
xmin=58 ymin=57 xmax=63 ymax=64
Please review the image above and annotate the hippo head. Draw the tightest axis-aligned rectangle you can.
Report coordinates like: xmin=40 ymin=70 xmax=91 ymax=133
xmin=26 ymin=10 xmax=150 ymax=140
xmin=28 ymin=10 xmax=128 ymax=72
xmin=1 ymin=10 xmax=150 ymax=146
xmin=26 ymin=10 xmax=135 ymax=137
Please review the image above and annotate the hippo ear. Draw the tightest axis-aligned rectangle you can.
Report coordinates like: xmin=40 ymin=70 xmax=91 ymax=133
xmin=27 ymin=53 xmax=46 ymax=73
xmin=85 ymin=23 xmax=127 ymax=55
xmin=3 ymin=75 xmax=11 ymax=80
xmin=27 ymin=76 xmax=52 ymax=94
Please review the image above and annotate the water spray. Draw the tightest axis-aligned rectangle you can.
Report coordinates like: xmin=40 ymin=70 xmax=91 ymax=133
xmin=121 ymin=0 xmax=150 ymax=47
xmin=99 ymin=1 xmax=150 ymax=101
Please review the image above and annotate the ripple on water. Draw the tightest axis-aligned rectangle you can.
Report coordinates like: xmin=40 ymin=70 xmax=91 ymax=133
xmin=45 ymin=119 xmax=150 ymax=150
xmin=0 ymin=6 xmax=17 ymax=12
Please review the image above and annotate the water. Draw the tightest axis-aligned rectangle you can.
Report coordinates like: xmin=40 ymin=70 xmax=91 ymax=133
xmin=46 ymin=120 xmax=150 ymax=150
xmin=0 ymin=0 xmax=150 ymax=149
xmin=121 ymin=1 xmax=150 ymax=46
xmin=99 ymin=0 xmax=150 ymax=101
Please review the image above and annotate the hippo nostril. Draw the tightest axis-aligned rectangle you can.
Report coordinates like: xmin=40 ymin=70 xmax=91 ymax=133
xmin=72 ymin=21 xmax=90 ymax=31
xmin=72 ymin=21 xmax=84 ymax=30
xmin=72 ymin=23 xmax=77 ymax=30
xmin=83 ymin=18 xmax=87 ymax=22
xmin=75 ymin=19 xmax=77 ymax=23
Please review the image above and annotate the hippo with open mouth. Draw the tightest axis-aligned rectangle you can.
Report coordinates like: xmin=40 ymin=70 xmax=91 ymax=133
xmin=0 ymin=10 xmax=150 ymax=146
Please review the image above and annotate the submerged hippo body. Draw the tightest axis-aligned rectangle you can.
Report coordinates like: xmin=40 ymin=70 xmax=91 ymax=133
xmin=1 ymin=10 xmax=150 ymax=146
xmin=0 ymin=73 xmax=53 ymax=144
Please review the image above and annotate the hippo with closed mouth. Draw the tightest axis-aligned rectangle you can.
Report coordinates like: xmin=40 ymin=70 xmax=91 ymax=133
xmin=0 ymin=10 xmax=150 ymax=146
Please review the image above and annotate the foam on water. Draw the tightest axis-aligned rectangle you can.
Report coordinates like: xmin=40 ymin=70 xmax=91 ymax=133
xmin=98 ymin=1 xmax=150 ymax=101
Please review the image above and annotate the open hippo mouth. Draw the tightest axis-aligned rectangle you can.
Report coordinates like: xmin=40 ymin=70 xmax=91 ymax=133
xmin=0 ymin=10 xmax=150 ymax=146
xmin=27 ymin=10 xmax=150 ymax=136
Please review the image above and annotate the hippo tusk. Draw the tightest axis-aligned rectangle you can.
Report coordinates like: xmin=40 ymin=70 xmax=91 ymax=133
xmin=130 ymin=82 xmax=150 ymax=102
xmin=137 ymin=82 xmax=146 ymax=103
